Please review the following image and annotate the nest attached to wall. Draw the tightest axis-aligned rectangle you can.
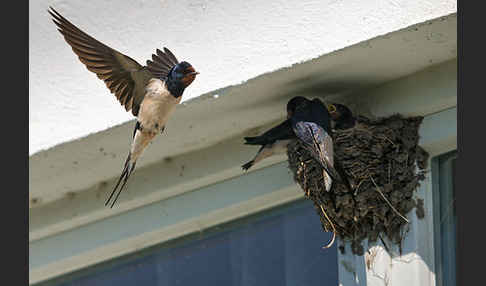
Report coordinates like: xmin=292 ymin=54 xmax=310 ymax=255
xmin=287 ymin=114 xmax=429 ymax=255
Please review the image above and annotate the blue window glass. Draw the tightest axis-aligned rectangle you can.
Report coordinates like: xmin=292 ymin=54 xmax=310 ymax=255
xmin=40 ymin=199 xmax=338 ymax=286
xmin=432 ymin=150 xmax=457 ymax=286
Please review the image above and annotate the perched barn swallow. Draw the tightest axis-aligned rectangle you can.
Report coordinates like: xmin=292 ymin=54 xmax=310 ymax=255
xmin=49 ymin=7 xmax=199 ymax=207
xmin=328 ymin=103 xmax=356 ymax=130
xmin=287 ymin=96 xmax=342 ymax=192
xmin=242 ymin=119 xmax=295 ymax=171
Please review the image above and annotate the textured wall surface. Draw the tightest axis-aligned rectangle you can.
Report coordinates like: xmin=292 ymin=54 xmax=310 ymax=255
xmin=29 ymin=0 xmax=456 ymax=154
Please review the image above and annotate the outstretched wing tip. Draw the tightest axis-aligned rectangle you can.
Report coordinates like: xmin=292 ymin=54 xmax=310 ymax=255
xmin=49 ymin=8 xmax=148 ymax=115
xmin=146 ymin=46 xmax=180 ymax=79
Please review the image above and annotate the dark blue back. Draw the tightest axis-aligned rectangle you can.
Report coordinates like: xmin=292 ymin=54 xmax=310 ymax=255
xmin=290 ymin=99 xmax=332 ymax=133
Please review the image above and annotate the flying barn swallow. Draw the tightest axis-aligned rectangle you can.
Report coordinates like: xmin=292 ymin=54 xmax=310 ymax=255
xmin=327 ymin=103 xmax=356 ymax=130
xmin=287 ymin=96 xmax=343 ymax=192
xmin=49 ymin=7 xmax=199 ymax=207
xmin=242 ymin=119 xmax=295 ymax=171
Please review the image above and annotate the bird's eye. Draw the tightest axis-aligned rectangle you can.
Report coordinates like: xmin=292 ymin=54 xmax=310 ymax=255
xmin=328 ymin=104 xmax=337 ymax=113
xmin=185 ymin=66 xmax=195 ymax=74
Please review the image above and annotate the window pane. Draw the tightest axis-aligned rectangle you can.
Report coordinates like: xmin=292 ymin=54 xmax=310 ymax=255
xmin=41 ymin=200 xmax=338 ymax=286
xmin=433 ymin=151 xmax=457 ymax=286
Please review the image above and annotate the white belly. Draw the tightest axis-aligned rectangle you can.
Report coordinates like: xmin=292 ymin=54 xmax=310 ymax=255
xmin=138 ymin=78 xmax=181 ymax=133
xmin=129 ymin=78 xmax=181 ymax=161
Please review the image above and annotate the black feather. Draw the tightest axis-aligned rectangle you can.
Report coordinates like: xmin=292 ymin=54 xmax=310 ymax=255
xmin=244 ymin=119 xmax=295 ymax=146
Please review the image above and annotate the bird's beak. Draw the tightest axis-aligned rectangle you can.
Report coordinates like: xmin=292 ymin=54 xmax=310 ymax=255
xmin=189 ymin=71 xmax=200 ymax=76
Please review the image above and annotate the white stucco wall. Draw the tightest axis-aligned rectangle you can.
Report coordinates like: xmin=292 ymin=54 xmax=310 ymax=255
xmin=29 ymin=0 xmax=456 ymax=155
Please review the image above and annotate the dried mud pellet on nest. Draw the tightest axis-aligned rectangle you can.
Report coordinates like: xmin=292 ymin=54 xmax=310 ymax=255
xmin=287 ymin=114 xmax=429 ymax=255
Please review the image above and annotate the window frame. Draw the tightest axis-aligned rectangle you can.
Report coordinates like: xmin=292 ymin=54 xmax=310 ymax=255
xmin=37 ymin=198 xmax=339 ymax=286
xmin=432 ymin=151 xmax=457 ymax=286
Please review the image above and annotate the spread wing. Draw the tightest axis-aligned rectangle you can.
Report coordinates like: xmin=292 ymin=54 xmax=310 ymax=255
xmin=146 ymin=48 xmax=179 ymax=79
xmin=49 ymin=7 xmax=165 ymax=116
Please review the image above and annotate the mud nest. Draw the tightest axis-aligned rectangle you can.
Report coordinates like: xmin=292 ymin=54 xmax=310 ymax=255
xmin=287 ymin=114 xmax=429 ymax=255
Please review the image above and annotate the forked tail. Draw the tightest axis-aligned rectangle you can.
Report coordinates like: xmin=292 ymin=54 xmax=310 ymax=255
xmin=105 ymin=153 xmax=137 ymax=208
